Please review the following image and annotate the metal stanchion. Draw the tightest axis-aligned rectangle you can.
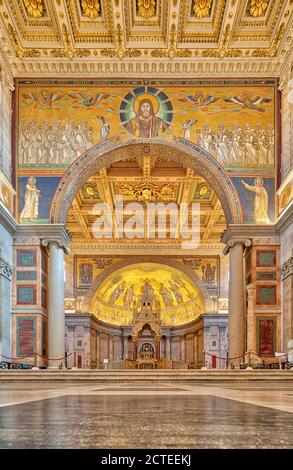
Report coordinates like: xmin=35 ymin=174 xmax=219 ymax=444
xmin=201 ymin=349 xmax=208 ymax=369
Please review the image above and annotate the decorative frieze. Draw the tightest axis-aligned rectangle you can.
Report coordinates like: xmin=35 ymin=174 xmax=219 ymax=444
xmin=281 ymin=257 xmax=293 ymax=281
xmin=0 ymin=255 xmax=13 ymax=280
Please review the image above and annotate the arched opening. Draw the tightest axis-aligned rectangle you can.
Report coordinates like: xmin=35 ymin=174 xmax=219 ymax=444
xmin=61 ymin=139 xmax=234 ymax=369
xmin=50 ymin=138 xmax=242 ymax=225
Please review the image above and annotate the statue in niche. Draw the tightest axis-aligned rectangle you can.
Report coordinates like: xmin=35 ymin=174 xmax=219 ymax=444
xmin=123 ymin=284 xmax=135 ymax=309
xmin=19 ymin=177 xmax=41 ymax=223
xmin=109 ymin=282 xmax=125 ymax=305
xmin=140 ymin=279 xmax=155 ymax=304
xmin=169 ymin=283 xmax=183 ymax=304
xmin=159 ymin=284 xmax=174 ymax=307
xmin=80 ymin=264 xmax=93 ymax=285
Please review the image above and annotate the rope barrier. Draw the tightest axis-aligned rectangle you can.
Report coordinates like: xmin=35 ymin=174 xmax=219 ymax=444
xmin=34 ymin=352 xmax=73 ymax=360
xmin=0 ymin=351 xmax=73 ymax=362
xmin=204 ymin=351 xmax=245 ymax=361
xmin=0 ymin=353 xmax=34 ymax=361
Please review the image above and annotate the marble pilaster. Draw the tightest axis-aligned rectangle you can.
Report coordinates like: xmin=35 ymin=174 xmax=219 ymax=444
xmin=246 ymin=284 xmax=256 ymax=354
xmin=281 ymin=257 xmax=293 ymax=354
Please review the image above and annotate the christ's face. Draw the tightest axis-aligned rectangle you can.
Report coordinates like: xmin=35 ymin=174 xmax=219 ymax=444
xmin=256 ymin=179 xmax=262 ymax=187
xmin=140 ymin=102 xmax=151 ymax=118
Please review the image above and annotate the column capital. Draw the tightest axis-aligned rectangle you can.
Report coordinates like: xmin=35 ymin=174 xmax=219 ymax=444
xmin=0 ymin=255 xmax=13 ymax=280
xmin=246 ymin=284 xmax=256 ymax=301
xmin=223 ymin=238 xmax=251 ymax=255
xmin=281 ymin=257 xmax=293 ymax=281
xmin=41 ymin=237 xmax=70 ymax=254
xmin=246 ymin=283 xmax=256 ymax=291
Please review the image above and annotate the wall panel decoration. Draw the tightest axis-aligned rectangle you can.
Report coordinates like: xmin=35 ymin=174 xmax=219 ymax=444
xmin=16 ymin=271 xmax=37 ymax=281
xmin=245 ymin=245 xmax=280 ymax=357
xmin=257 ymin=318 xmax=276 ymax=356
xmin=17 ymin=318 xmax=35 ymax=357
xmin=256 ymin=250 xmax=277 ymax=267
xmin=16 ymin=285 xmax=36 ymax=305
xmin=16 ymin=250 xmax=36 ymax=267
xmin=256 ymin=285 xmax=277 ymax=306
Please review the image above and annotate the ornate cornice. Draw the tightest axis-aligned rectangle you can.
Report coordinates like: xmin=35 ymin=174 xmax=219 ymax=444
xmin=7 ymin=58 xmax=284 ymax=78
xmin=69 ymin=243 xmax=224 ymax=256
xmin=276 ymin=201 xmax=293 ymax=234
xmin=281 ymin=257 xmax=293 ymax=281
xmin=221 ymin=224 xmax=280 ymax=254
xmin=0 ymin=203 xmax=17 ymax=235
xmin=0 ymin=255 xmax=13 ymax=280
xmin=14 ymin=224 xmax=71 ymax=252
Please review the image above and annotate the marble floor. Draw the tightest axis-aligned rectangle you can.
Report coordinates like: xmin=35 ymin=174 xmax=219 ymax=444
xmin=1 ymin=381 xmax=293 ymax=448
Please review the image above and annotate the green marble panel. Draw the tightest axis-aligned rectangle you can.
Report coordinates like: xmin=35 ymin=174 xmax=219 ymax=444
xmin=16 ymin=271 xmax=37 ymax=281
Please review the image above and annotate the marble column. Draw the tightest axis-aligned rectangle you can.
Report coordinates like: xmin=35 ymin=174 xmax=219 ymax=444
xmin=226 ymin=240 xmax=251 ymax=367
xmin=42 ymin=239 xmax=68 ymax=368
xmin=180 ymin=335 xmax=186 ymax=361
xmin=123 ymin=335 xmax=128 ymax=360
xmin=246 ymin=284 xmax=256 ymax=355
xmin=166 ymin=336 xmax=171 ymax=360
xmin=108 ymin=336 xmax=114 ymax=361
xmin=96 ymin=332 xmax=100 ymax=368
xmin=282 ymin=257 xmax=293 ymax=354
xmin=193 ymin=333 xmax=198 ymax=367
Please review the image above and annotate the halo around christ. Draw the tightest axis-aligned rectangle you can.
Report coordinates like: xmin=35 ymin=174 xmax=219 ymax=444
xmin=120 ymin=86 xmax=173 ymax=138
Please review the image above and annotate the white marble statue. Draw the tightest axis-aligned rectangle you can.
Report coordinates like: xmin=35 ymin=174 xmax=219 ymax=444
xmin=19 ymin=177 xmax=41 ymax=222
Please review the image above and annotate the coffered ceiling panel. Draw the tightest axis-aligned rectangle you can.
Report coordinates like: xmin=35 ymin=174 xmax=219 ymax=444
xmin=0 ymin=0 xmax=292 ymax=77
xmin=66 ymin=156 xmax=226 ymax=245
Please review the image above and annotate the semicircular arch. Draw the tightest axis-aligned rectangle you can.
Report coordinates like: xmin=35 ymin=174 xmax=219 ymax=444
xmin=49 ymin=138 xmax=242 ymax=225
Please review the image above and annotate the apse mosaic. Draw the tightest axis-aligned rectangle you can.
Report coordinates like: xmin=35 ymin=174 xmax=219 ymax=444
xmin=90 ymin=263 xmax=204 ymax=327
xmin=15 ymin=79 xmax=278 ymax=225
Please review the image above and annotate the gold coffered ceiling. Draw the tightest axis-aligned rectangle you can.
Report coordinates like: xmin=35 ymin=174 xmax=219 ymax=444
xmin=0 ymin=0 xmax=292 ymax=77
xmin=66 ymin=154 xmax=226 ymax=245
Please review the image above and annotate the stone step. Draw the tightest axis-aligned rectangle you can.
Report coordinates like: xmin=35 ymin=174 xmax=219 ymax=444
xmin=0 ymin=369 xmax=293 ymax=382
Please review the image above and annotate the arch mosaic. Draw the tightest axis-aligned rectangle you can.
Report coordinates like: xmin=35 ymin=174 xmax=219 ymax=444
xmin=49 ymin=137 xmax=243 ymax=225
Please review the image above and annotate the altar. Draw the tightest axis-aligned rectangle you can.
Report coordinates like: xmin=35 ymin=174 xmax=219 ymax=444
xmin=131 ymin=280 xmax=162 ymax=368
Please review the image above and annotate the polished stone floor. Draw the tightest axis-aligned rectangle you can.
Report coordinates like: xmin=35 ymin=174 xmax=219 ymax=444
xmin=1 ymin=381 xmax=293 ymax=448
